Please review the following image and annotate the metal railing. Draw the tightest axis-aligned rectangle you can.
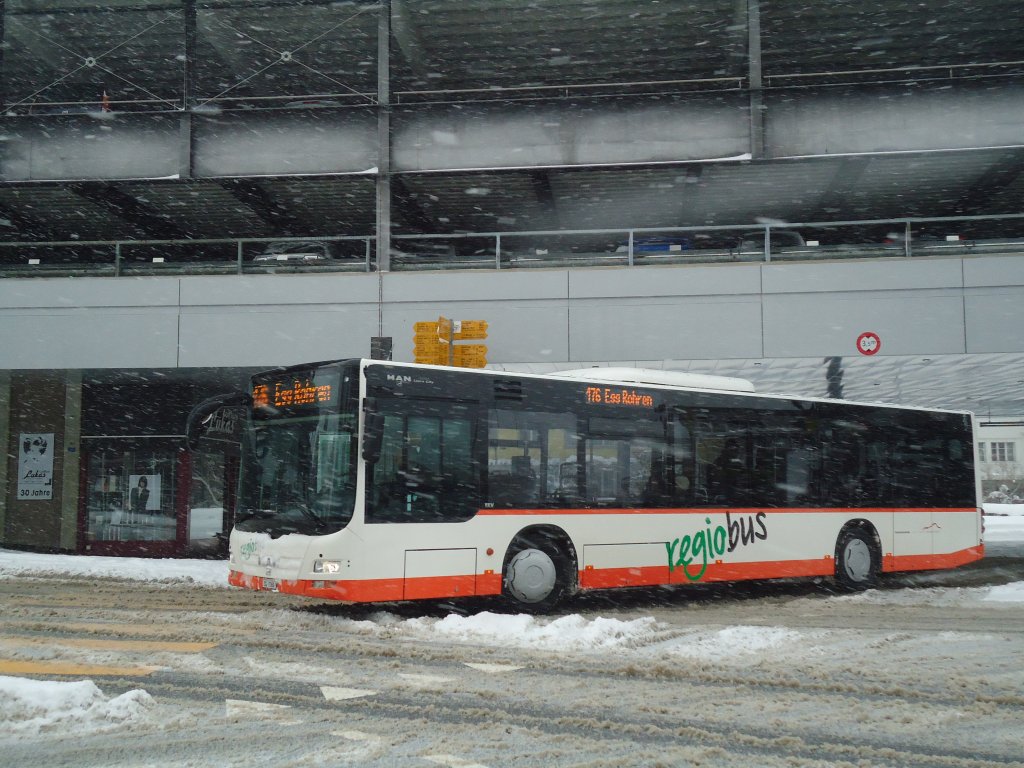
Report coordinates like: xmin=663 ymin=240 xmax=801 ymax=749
xmin=0 ymin=235 xmax=375 ymax=278
xmin=3 ymin=213 xmax=1024 ymax=279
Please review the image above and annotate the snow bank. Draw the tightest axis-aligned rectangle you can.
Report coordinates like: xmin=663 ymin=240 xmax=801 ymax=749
xmin=0 ymin=549 xmax=228 ymax=587
xmin=983 ymin=503 xmax=1024 ymax=516
xmin=0 ymin=676 xmax=153 ymax=736
xmin=982 ymin=581 xmax=1024 ymax=603
xmin=982 ymin=515 xmax=1024 ymax=542
xmin=662 ymin=625 xmax=808 ymax=660
xmin=832 ymin=582 xmax=1024 ymax=607
xmin=405 ymin=611 xmax=659 ymax=651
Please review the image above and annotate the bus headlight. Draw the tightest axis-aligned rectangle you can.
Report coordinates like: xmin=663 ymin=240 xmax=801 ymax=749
xmin=313 ymin=559 xmax=342 ymax=574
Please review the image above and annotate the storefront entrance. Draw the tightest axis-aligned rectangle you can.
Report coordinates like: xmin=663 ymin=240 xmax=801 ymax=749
xmin=75 ymin=369 xmax=247 ymax=558
xmin=80 ymin=438 xmax=189 ymax=557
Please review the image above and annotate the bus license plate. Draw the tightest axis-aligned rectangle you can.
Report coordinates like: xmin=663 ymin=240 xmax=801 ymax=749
xmin=262 ymin=578 xmax=277 ymax=591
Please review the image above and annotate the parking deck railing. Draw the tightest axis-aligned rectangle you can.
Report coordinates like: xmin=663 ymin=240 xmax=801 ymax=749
xmin=2 ymin=213 xmax=1024 ymax=278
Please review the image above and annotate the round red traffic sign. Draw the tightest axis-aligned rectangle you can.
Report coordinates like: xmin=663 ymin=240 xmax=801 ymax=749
xmin=856 ymin=331 xmax=881 ymax=356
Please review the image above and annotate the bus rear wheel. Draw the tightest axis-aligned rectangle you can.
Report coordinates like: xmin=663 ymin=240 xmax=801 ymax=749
xmin=503 ymin=534 xmax=572 ymax=613
xmin=835 ymin=528 xmax=879 ymax=590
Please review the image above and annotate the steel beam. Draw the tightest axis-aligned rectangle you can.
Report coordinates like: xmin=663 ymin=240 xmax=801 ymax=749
xmin=218 ymin=179 xmax=303 ymax=236
xmin=69 ymin=182 xmax=189 ymax=241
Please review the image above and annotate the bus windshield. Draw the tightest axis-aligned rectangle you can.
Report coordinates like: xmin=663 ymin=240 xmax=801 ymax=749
xmin=234 ymin=361 xmax=359 ymax=537
xmin=236 ymin=412 xmax=358 ymax=537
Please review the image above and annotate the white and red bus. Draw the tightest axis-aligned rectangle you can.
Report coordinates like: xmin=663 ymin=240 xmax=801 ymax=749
xmin=188 ymin=358 xmax=983 ymax=611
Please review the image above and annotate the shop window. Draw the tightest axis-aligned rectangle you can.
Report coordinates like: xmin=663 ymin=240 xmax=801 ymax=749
xmin=84 ymin=439 xmax=178 ymax=546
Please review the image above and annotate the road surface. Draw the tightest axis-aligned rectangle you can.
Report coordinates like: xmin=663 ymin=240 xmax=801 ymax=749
xmin=2 ymin=556 xmax=1023 ymax=768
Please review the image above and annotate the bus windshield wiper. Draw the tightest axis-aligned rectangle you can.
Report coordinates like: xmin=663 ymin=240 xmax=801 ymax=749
xmin=234 ymin=507 xmax=275 ymax=525
xmin=290 ymin=501 xmax=328 ymax=531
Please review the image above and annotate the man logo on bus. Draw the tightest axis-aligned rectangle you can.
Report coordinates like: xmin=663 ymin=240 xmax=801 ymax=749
xmin=665 ymin=512 xmax=768 ymax=582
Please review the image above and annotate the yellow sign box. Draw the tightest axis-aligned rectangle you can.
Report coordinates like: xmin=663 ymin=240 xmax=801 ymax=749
xmin=414 ymin=317 xmax=488 ymax=367
xmin=454 ymin=345 xmax=487 ymax=368
xmin=453 ymin=320 xmax=488 ymax=340
xmin=414 ymin=345 xmax=446 ymax=359
xmin=415 ymin=354 xmax=448 ymax=365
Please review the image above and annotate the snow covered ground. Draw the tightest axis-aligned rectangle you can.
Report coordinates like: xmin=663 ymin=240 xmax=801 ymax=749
xmin=1 ymin=509 xmax=1022 ymax=747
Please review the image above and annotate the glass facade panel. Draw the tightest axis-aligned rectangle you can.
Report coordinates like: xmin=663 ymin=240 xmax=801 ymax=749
xmin=195 ymin=1 xmax=378 ymax=109
xmin=79 ymin=368 xmax=250 ymax=556
xmin=84 ymin=439 xmax=178 ymax=547
xmin=188 ymin=447 xmax=235 ymax=555
xmin=3 ymin=0 xmax=185 ymax=113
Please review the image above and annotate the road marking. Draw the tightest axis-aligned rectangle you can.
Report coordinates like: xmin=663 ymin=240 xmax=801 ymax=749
xmin=0 ymin=660 xmax=158 ymax=676
xmin=422 ymin=755 xmax=491 ymax=768
xmin=321 ymin=685 xmax=377 ymax=701
xmin=0 ymin=635 xmax=216 ymax=653
xmin=398 ymin=673 xmax=455 ymax=687
xmin=225 ymin=699 xmax=302 ymax=725
xmin=60 ymin=622 xmax=192 ymax=637
xmin=332 ymin=730 xmax=381 ymax=743
xmin=463 ymin=663 xmax=523 ymax=674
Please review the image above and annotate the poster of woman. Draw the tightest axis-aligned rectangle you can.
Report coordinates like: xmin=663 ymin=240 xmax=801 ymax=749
xmin=128 ymin=474 xmax=161 ymax=516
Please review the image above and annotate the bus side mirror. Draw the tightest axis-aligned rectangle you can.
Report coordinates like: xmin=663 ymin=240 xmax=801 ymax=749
xmin=362 ymin=403 xmax=385 ymax=464
xmin=186 ymin=391 xmax=252 ymax=450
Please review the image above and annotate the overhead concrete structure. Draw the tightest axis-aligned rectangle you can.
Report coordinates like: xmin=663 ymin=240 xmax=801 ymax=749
xmin=0 ymin=0 xmax=1023 ymax=248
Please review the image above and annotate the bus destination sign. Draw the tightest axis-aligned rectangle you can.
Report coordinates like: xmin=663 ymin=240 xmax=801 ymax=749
xmin=584 ymin=385 xmax=654 ymax=408
xmin=253 ymin=377 xmax=336 ymax=411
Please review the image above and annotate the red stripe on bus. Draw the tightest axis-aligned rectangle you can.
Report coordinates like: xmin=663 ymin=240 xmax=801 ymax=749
xmin=228 ymin=571 xmax=261 ymax=590
xmin=579 ymin=558 xmax=836 ymax=589
xmin=882 ymin=545 xmax=984 ymax=573
xmin=403 ymin=574 xmax=477 ymax=600
xmin=230 ymin=545 xmax=983 ymax=604
xmin=476 ymin=507 xmax=979 ymax=516
xmin=229 ymin=570 xmax=505 ymax=602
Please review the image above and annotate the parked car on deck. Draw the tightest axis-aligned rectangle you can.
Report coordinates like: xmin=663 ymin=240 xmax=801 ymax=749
xmin=614 ymin=235 xmax=693 ymax=255
xmin=735 ymin=230 xmax=805 ymax=254
xmin=253 ymin=241 xmax=339 ymax=263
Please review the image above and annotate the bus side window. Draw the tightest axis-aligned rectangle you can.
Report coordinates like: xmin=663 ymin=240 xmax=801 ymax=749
xmin=487 ymin=409 xmax=576 ymax=508
xmin=367 ymin=408 xmax=478 ymax=523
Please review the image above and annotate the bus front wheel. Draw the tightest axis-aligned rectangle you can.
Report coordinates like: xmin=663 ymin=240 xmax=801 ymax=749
xmin=503 ymin=534 xmax=572 ymax=613
xmin=835 ymin=528 xmax=879 ymax=590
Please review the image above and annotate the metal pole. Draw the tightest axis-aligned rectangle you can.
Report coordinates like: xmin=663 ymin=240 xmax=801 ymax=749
xmin=375 ymin=1 xmax=392 ymax=273
xmin=183 ymin=0 xmax=197 ymax=111
xmin=747 ymin=0 xmax=765 ymax=160
xmin=179 ymin=0 xmax=197 ymax=179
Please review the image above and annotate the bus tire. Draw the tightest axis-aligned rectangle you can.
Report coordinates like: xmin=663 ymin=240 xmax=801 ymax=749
xmin=835 ymin=527 xmax=879 ymax=590
xmin=503 ymin=533 xmax=573 ymax=613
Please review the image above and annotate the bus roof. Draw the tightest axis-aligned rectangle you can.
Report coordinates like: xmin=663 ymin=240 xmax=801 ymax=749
xmin=350 ymin=359 xmax=973 ymax=417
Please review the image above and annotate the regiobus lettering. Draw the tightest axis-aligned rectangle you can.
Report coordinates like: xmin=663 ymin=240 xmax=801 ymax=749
xmin=185 ymin=359 xmax=984 ymax=612
xmin=666 ymin=512 xmax=768 ymax=581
